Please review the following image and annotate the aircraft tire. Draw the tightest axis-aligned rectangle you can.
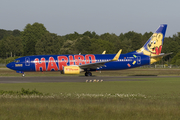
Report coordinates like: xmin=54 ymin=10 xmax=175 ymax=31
xmin=85 ymin=71 xmax=92 ymax=76
xmin=88 ymin=72 xmax=92 ymax=76
xmin=85 ymin=72 xmax=88 ymax=76
xmin=22 ymin=74 xmax=25 ymax=77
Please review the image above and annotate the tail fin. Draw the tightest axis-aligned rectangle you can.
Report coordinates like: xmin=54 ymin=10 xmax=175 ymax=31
xmin=136 ymin=24 xmax=167 ymax=56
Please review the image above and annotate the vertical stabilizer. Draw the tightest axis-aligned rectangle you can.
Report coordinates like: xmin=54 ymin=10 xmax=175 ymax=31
xmin=136 ymin=24 xmax=167 ymax=56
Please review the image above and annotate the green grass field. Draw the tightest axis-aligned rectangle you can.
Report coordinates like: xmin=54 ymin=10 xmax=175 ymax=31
xmin=0 ymin=76 xmax=180 ymax=120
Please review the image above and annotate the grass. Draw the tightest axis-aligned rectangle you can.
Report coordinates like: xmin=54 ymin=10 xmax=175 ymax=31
xmin=1 ymin=97 xmax=179 ymax=120
xmin=0 ymin=77 xmax=179 ymax=96
xmin=0 ymin=77 xmax=180 ymax=119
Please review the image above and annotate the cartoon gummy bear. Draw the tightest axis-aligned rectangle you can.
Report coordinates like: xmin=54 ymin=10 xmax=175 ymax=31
xmin=147 ymin=33 xmax=163 ymax=55
xmin=136 ymin=33 xmax=163 ymax=56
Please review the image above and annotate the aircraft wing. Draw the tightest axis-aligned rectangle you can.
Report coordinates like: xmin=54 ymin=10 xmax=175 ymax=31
xmin=79 ymin=61 xmax=109 ymax=69
xmin=79 ymin=49 xmax=122 ymax=69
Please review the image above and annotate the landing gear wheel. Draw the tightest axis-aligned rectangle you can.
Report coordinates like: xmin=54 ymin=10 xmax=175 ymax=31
xmin=22 ymin=73 xmax=25 ymax=77
xmin=85 ymin=71 xmax=92 ymax=76
xmin=61 ymin=71 xmax=64 ymax=74
xmin=85 ymin=72 xmax=88 ymax=76
xmin=88 ymin=72 xmax=92 ymax=76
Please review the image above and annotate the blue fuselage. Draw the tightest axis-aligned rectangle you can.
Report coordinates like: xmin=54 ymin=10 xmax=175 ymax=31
xmin=6 ymin=53 xmax=150 ymax=72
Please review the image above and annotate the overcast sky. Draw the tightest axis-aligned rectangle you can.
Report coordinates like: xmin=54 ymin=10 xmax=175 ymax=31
xmin=1 ymin=0 xmax=179 ymax=37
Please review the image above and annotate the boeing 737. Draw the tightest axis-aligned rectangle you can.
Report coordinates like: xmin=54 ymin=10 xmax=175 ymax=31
xmin=6 ymin=24 xmax=171 ymax=76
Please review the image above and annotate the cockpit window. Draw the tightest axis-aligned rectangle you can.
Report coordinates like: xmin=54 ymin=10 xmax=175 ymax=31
xmin=14 ymin=60 xmax=20 ymax=63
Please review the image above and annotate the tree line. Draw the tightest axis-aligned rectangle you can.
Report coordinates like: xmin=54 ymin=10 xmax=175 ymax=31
xmin=0 ymin=22 xmax=180 ymax=65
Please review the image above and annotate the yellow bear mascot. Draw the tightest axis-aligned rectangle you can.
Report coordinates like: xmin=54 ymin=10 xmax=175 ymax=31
xmin=136 ymin=33 xmax=163 ymax=56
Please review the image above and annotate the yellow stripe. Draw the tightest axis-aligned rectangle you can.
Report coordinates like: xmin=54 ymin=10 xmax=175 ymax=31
xmin=132 ymin=61 xmax=136 ymax=65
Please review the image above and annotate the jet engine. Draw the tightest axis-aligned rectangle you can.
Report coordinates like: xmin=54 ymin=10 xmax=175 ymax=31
xmin=63 ymin=66 xmax=83 ymax=74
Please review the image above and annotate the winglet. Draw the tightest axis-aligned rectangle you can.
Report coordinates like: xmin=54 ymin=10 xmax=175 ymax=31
xmin=112 ymin=49 xmax=122 ymax=61
xmin=102 ymin=51 xmax=106 ymax=54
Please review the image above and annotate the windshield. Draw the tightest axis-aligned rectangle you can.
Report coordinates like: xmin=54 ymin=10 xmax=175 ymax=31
xmin=14 ymin=60 xmax=20 ymax=63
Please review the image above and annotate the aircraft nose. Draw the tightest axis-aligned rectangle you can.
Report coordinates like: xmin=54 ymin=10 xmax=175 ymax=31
xmin=6 ymin=62 xmax=14 ymax=69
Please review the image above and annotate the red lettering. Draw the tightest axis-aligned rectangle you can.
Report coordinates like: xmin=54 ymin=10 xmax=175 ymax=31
xmin=85 ymin=54 xmax=96 ymax=64
xmin=66 ymin=68 xmax=78 ymax=71
xmin=58 ymin=56 xmax=68 ymax=70
xmin=34 ymin=58 xmax=46 ymax=71
xmin=47 ymin=57 xmax=58 ymax=71
xmin=69 ymin=55 xmax=74 ymax=65
xmin=74 ymin=55 xmax=85 ymax=65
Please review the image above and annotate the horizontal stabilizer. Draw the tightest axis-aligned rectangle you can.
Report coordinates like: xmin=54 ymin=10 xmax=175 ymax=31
xmin=150 ymin=52 xmax=173 ymax=58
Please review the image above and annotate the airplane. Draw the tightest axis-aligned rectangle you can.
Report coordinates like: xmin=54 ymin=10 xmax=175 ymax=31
xmin=6 ymin=24 xmax=171 ymax=77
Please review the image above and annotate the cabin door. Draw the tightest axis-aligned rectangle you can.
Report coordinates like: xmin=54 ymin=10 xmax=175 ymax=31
xmin=25 ymin=57 xmax=30 ymax=66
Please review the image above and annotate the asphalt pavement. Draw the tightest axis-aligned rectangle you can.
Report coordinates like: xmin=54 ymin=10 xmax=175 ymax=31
xmin=0 ymin=76 xmax=179 ymax=83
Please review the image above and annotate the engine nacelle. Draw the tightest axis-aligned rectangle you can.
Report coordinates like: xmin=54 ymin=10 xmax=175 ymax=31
xmin=63 ymin=66 xmax=82 ymax=75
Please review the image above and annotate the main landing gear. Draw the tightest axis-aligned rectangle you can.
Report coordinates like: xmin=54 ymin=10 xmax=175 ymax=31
xmin=85 ymin=71 xmax=92 ymax=76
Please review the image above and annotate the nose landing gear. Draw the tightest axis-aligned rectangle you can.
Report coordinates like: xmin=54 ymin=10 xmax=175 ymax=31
xmin=22 ymin=73 xmax=25 ymax=77
xmin=16 ymin=71 xmax=25 ymax=77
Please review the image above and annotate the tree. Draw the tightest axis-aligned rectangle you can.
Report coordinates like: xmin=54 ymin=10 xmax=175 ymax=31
xmin=60 ymin=40 xmax=76 ymax=54
xmin=74 ymin=36 xmax=91 ymax=54
xmin=83 ymin=31 xmax=99 ymax=39
xmin=131 ymin=33 xmax=142 ymax=50
xmin=21 ymin=22 xmax=48 ymax=56
xmin=3 ymin=35 xmax=23 ymax=57
xmin=64 ymin=32 xmax=81 ymax=40
xmin=0 ymin=29 xmax=13 ymax=40
xmin=175 ymin=59 xmax=180 ymax=66
xmin=0 ymin=40 xmax=6 ymax=58
xmin=173 ymin=32 xmax=180 ymax=45
xmin=162 ymin=37 xmax=179 ymax=62
xmin=120 ymin=38 xmax=133 ymax=54
xmin=142 ymin=32 xmax=153 ymax=45
xmin=171 ymin=52 xmax=180 ymax=65
xmin=123 ymin=31 xmax=135 ymax=40
xmin=90 ymin=38 xmax=115 ymax=54
xmin=83 ymin=31 xmax=93 ymax=38
xmin=121 ymin=31 xmax=143 ymax=51
xmin=12 ymin=29 xmax=21 ymax=37
xmin=35 ymin=33 xmax=63 ymax=55
xmin=0 ymin=29 xmax=7 ymax=40
xmin=100 ymin=33 xmax=112 ymax=41
xmin=92 ymin=31 xmax=99 ymax=39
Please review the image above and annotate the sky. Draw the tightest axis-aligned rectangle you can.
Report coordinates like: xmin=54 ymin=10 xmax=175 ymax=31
xmin=1 ymin=0 xmax=180 ymax=37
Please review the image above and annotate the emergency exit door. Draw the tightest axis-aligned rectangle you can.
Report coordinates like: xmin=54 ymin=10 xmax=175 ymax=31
xmin=137 ymin=56 xmax=141 ymax=65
